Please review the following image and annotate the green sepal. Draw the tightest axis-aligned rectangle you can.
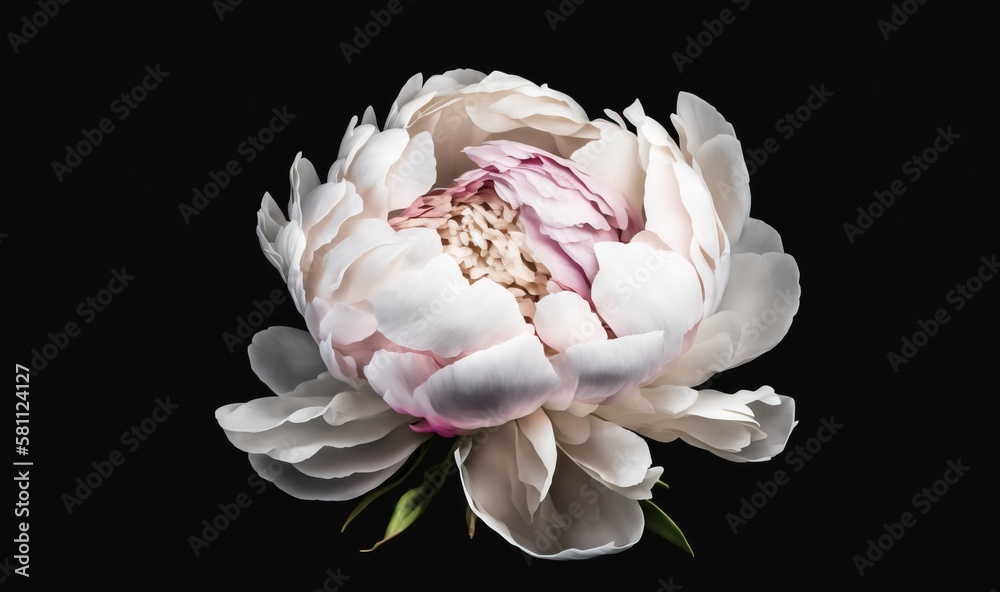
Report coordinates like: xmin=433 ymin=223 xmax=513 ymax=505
xmin=655 ymin=479 xmax=670 ymax=491
xmin=466 ymin=505 xmax=477 ymax=539
xmin=359 ymin=437 xmax=463 ymax=552
xmin=640 ymin=499 xmax=694 ymax=557
xmin=361 ymin=484 xmax=435 ymax=552
xmin=342 ymin=439 xmax=431 ymax=532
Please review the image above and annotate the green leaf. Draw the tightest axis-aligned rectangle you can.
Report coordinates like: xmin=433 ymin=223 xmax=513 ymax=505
xmin=361 ymin=484 xmax=436 ymax=552
xmin=640 ymin=499 xmax=694 ymax=557
xmin=342 ymin=439 xmax=431 ymax=532
xmin=655 ymin=479 xmax=670 ymax=491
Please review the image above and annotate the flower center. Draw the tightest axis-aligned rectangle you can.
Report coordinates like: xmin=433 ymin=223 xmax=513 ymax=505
xmin=389 ymin=184 xmax=551 ymax=318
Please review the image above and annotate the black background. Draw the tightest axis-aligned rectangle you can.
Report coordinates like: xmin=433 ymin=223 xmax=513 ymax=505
xmin=5 ymin=1 xmax=997 ymax=590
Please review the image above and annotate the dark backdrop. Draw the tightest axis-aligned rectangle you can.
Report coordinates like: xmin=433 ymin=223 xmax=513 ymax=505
xmin=5 ymin=1 xmax=997 ymax=590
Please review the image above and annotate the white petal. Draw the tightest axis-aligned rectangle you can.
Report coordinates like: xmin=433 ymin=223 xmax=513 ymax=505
xmin=247 ymin=327 xmax=327 ymax=396
xmin=556 ymin=415 xmax=653 ymax=495
xmin=291 ymin=423 xmax=428 ymax=478
xmin=247 ymin=452 xmax=409 ymax=502
xmin=733 ymin=217 xmax=785 ymax=255
xmin=385 ymin=131 xmax=437 ymax=212
xmin=693 ymin=134 xmax=750 ymax=245
xmin=371 ymin=254 xmax=531 ymax=358
xmin=257 ymin=193 xmax=288 ymax=274
xmin=591 ymin=241 xmax=703 ymax=361
xmin=551 ymin=332 xmax=670 ymax=406
xmin=458 ymin=437 xmax=645 ymax=560
xmin=287 ymin=153 xmax=321 ymax=226
xmin=307 ymin=300 xmax=377 ymax=347
xmin=607 ymin=385 xmax=796 ymax=463
xmin=217 ymin=393 xmax=411 ymax=464
xmin=641 ymin=147 xmax=691 ymax=254
xmin=672 ymin=92 xmax=737 ymax=163
xmin=412 ymin=334 xmax=559 ymax=431
xmin=513 ymin=409 xmax=558 ymax=519
xmin=717 ymin=253 xmax=800 ymax=367
xmin=547 ymin=409 xmax=590 ymax=445
xmin=570 ymin=121 xmax=645 ymax=220
xmin=533 ymin=291 xmax=607 ymax=352
xmin=674 ymin=161 xmax=722 ymax=261
xmin=711 ymin=393 xmax=796 ymax=462
xmin=344 ymin=129 xmax=409 ymax=201
xmin=655 ymin=310 xmax=743 ymax=387
xmin=305 ymin=218 xmax=399 ymax=301
xmin=300 ymin=182 xmax=365 ymax=270
xmin=365 ymin=350 xmax=440 ymax=421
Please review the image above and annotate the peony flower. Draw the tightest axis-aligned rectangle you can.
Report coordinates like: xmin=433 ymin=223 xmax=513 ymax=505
xmin=216 ymin=69 xmax=800 ymax=559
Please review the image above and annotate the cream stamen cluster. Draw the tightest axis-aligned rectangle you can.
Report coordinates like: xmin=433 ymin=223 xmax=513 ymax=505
xmin=390 ymin=188 xmax=551 ymax=318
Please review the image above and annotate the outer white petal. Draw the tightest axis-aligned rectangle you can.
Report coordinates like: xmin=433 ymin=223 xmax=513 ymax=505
xmin=287 ymin=153 xmax=321 ymax=227
xmin=693 ymin=134 xmax=751 ymax=245
xmin=554 ymin=413 xmax=661 ymax=499
xmin=248 ymin=453 xmax=411 ymax=502
xmin=290 ymin=423 xmax=428 ymax=478
xmin=247 ymin=327 xmax=328 ymax=396
xmin=257 ymin=192 xmax=288 ymax=274
xmin=218 ymin=377 xmax=430 ymax=501
xmin=513 ymin=409 xmax=558 ymax=520
xmin=733 ymin=217 xmax=785 ymax=255
xmin=217 ymin=391 xmax=411 ymax=464
xmin=600 ymin=385 xmax=796 ymax=463
xmin=655 ymin=311 xmax=743 ymax=387
xmin=671 ymin=91 xmax=738 ymax=163
xmin=457 ymin=430 xmax=646 ymax=560
xmin=717 ymin=252 xmax=801 ymax=367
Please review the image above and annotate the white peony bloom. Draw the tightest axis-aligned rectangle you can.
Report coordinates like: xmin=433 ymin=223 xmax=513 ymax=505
xmin=217 ymin=69 xmax=800 ymax=559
